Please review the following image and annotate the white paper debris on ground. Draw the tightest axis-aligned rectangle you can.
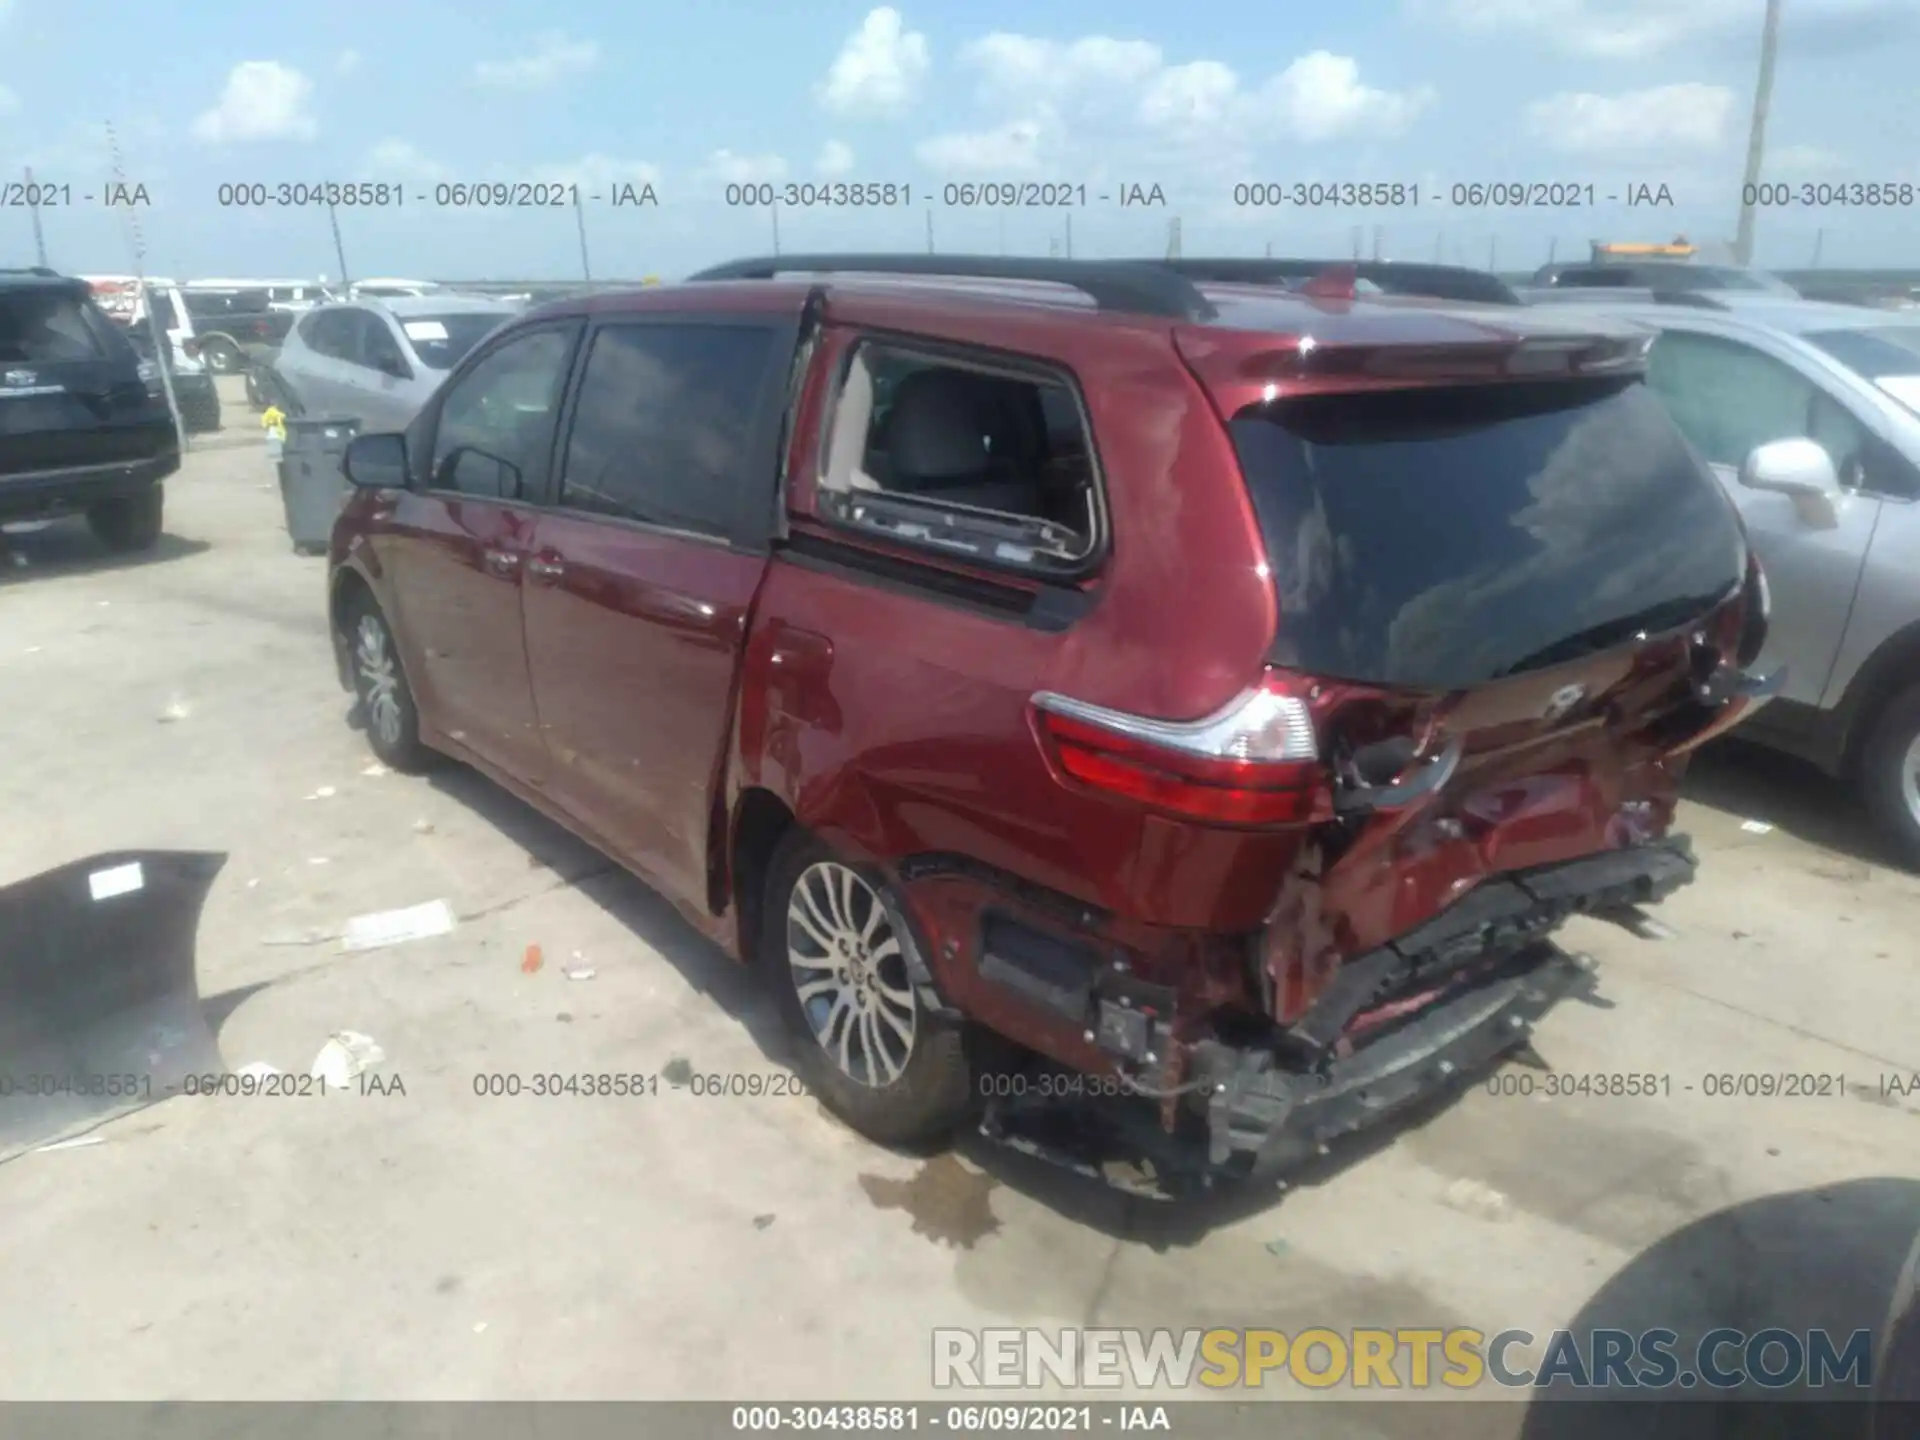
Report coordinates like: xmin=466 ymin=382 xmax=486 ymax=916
xmin=343 ymin=898 xmax=457 ymax=952
xmin=87 ymin=861 xmax=144 ymax=902
xmin=304 ymin=785 xmax=338 ymax=801
xmin=308 ymin=856 xmax=331 ymax=866
xmin=35 ymin=1135 xmax=106 ymax=1154
xmin=564 ymin=966 xmax=596 ymax=981
xmin=1740 ymin=819 xmax=1775 ymax=835
xmin=158 ymin=698 xmax=191 ymax=722
xmin=411 ymin=819 xmax=436 ymax=835
xmin=246 ymin=878 xmax=259 ymax=888
xmin=472 ymin=1322 xmax=488 ymax=1334
xmin=363 ymin=763 xmax=390 ymax=777
xmin=234 ymin=1062 xmax=282 ymax=1080
xmin=1441 ymin=1176 xmax=1512 ymax=1223
xmin=311 ymin=1031 xmax=385 ymax=1088
xmin=23 ymin=645 xmax=41 ymax=653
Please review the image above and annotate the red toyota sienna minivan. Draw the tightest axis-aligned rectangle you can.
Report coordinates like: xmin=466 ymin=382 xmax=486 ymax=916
xmin=326 ymin=255 xmax=1776 ymax=1193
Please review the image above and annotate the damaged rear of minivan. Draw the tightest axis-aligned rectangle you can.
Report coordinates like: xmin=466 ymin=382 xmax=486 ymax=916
xmin=1004 ymin=314 xmax=1778 ymax=1190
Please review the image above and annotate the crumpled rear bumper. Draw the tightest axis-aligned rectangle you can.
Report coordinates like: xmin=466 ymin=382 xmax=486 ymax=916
xmin=1193 ymin=835 xmax=1698 ymax=1177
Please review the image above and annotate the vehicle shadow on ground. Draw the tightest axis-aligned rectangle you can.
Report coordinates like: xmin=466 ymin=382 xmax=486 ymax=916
xmin=1515 ymin=1176 xmax=1919 ymax=1440
xmin=0 ymin=524 xmax=211 ymax=583
xmin=1683 ymin=738 xmax=1898 ymax=873
xmin=422 ymin=763 xmax=795 ymax=1064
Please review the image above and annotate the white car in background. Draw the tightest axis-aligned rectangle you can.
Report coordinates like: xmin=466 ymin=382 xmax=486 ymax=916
xmin=271 ymin=293 xmax=517 ymax=430
xmin=348 ymin=278 xmax=442 ymax=301
xmin=185 ymin=278 xmax=338 ymax=312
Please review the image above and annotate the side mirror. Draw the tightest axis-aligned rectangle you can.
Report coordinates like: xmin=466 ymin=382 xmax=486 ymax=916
xmin=343 ymin=433 xmax=409 ymax=490
xmin=1740 ymin=438 xmax=1843 ymax=530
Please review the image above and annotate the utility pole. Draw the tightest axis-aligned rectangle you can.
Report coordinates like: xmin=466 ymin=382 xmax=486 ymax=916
xmin=326 ymin=200 xmax=351 ymax=289
xmin=1166 ymin=216 xmax=1181 ymax=259
xmin=1734 ymin=0 xmax=1783 ymax=266
xmin=925 ymin=208 xmax=935 ymax=254
xmin=1064 ymin=213 xmax=1073 ymax=259
xmin=24 ymin=167 xmax=49 ymax=267
xmin=771 ymin=203 xmax=782 ymax=257
xmin=1547 ymin=236 xmax=1558 ymax=266
xmin=574 ymin=188 xmax=592 ymax=281
xmin=1810 ymin=228 xmax=1824 ymax=268
xmin=1265 ymin=239 xmax=1274 ymax=258
xmin=1371 ymin=225 xmax=1383 ymax=261
xmin=1350 ymin=225 xmax=1362 ymax=260
xmin=107 ymin=121 xmax=184 ymax=449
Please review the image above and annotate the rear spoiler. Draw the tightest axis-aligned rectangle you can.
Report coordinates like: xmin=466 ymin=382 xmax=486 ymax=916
xmin=1165 ymin=258 xmax=1522 ymax=307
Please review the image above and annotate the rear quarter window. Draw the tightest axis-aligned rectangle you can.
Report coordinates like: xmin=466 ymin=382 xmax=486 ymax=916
xmin=1229 ymin=377 xmax=1747 ymax=691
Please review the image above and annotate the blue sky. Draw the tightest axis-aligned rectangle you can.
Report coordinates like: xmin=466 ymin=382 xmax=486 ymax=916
xmin=4 ymin=0 xmax=1917 ymax=281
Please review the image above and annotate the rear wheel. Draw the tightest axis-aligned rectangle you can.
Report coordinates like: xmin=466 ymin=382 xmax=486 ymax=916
xmin=1858 ymin=683 xmax=1920 ymax=871
xmin=344 ymin=595 xmax=431 ymax=773
xmin=761 ymin=831 xmax=973 ymax=1146
xmin=86 ymin=485 xmax=163 ymax=553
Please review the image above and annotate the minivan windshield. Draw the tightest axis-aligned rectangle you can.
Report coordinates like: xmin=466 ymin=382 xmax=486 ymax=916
xmin=1229 ymin=377 xmax=1747 ymax=691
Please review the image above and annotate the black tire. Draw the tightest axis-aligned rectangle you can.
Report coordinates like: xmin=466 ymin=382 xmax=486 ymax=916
xmin=1857 ymin=683 xmax=1920 ymax=871
xmin=86 ymin=485 xmax=163 ymax=553
xmin=202 ymin=337 xmax=242 ymax=374
xmin=341 ymin=593 xmax=432 ymax=773
xmin=760 ymin=829 xmax=973 ymax=1146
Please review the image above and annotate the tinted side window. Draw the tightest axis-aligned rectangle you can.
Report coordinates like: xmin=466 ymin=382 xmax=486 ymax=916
xmin=557 ymin=322 xmax=781 ymax=537
xmin=430 ymin=328 xmax=575 ymax=500
xmin=298 ymin=310 xmax=348 ymax=359
xmin=358 ymin=314 xmax=408 ymax=373
xmin=1646 ymin=331 xmax=1832 ymax=470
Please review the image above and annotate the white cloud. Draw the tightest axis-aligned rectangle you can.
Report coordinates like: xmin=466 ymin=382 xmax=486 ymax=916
xmin=336 ymin=49 xmax=362 ymax=75
xmin=1424 ymin=0 xmax=1913 ymax=59
xmin=191 ymin=61 xmax=317 ymax=143
xmin=1260 ymin=52 xmax=1434 ymax=142
xmin=1769 ymin=143 xmax=1850 ymax=176
xmin=1525 ymin=83 xmax=1734 ymax=152
xmin=816 ymin=140 xmax=856 ymax=176
xmin=916 ymin=119 xmax=1047 ymax=174
xmin=534 ymin=154 xmax=663 ymax=193
xmin=925 ymin=31 xmax=1430 ymax=181
xmin=706 ymin=149 xmax=789 ymax=184
xmin=363 ymin=138 xmax=445 ymax=181
xmin=817 ymin=8 xmax=929 ymax=116
xmin=473 ymin=32 xmax=599 ymax=91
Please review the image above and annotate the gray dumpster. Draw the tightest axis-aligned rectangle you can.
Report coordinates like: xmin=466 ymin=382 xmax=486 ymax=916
xmin=278 ymin=416 xmax=360 ymax=555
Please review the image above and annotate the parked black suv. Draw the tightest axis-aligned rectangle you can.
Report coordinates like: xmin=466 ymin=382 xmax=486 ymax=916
xmin=1 ymin=268 xmax=179 ymax=552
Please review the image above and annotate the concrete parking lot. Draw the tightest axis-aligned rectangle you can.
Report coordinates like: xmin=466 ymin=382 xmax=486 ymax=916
xmin=1 ymin=384 xmax=1916 ymax=1426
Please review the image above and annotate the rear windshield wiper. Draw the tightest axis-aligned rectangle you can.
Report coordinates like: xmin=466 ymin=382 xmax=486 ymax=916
xmin=1491 ymin=589 xmax=1735 ymax=679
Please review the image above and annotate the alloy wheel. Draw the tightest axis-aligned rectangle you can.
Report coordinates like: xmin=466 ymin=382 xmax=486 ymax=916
xmin=785 ymin=860 xmax=918 ymax=1088
xmin=354 ymin=613 xmax=404 ymax=750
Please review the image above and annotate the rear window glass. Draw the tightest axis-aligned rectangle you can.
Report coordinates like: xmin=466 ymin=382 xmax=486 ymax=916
xmin=401 ymin=313 xmax=507 ymax=370
xmin=1229 ymin=378 xmax=1746 ymax=691
xmin=0 ymin=289 xmax=117 ymax=363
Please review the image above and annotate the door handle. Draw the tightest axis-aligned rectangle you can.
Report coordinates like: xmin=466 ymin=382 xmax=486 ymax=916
xmin=482 ymin=547 xmax=521 ymax=579
xmin=525 ymin=554 xmax=566 ymax=583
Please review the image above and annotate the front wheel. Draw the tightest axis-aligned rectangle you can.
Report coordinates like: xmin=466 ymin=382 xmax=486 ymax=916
xmin=1858 ymin=684 xmax=1920 ymax=871
xmin=86 ymin=485 xmax=163 ymax=552
xmin=344 ymin=596 xmax=432 ymax=773
xmin=761 ymin=832 xmax=973 ymax=1146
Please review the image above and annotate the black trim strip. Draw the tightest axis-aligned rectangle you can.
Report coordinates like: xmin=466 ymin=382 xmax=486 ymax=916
xmin=779 ymin=530 xmax=1097 ymax=633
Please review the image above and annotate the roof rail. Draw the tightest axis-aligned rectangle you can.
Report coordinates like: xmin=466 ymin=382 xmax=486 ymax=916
xmin=686 ymin=254 xmax=1218 ymax=321
xmin=1163 ymin=258 xmax=1520 ymax=306
xmin=0 ymin=266 xmax=63 ymax=277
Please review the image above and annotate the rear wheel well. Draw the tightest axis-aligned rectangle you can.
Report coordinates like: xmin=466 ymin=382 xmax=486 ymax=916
xmin=729 ymin=788 xmax=796 ymax=965
xmin=331 ymin=569 xmax=374 ymax=637
xmin=1837 ymin=621 xmax=1920 ymax=775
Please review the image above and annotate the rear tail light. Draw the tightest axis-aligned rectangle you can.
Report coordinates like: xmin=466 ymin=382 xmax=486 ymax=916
xmin=1031 ymin=672 xmax=1325 ymax=825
